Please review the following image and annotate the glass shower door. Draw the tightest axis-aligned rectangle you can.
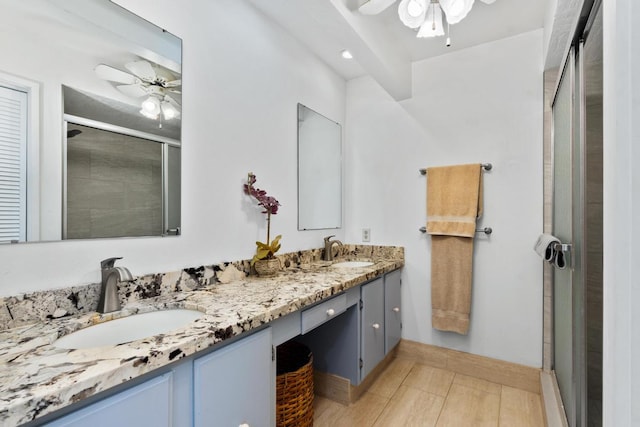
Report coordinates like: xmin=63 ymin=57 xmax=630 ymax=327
xmin=552 ymin=47 xmax=580 ymax=427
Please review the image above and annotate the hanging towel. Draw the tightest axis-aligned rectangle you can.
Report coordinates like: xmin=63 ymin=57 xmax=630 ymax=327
xmin=533 ymin=233 xmax=560 ymax=262
xmin=426 ymin=163 xmax=482 ymax=335
xmin=426 ymin=164 xmax=483 ymax=237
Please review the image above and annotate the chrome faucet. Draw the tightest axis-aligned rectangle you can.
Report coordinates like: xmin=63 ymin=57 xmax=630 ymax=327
xmin=323 ymin=235 xmax=343 ymax=261
xmin=97 ymin=257 xmax=134 ymax=314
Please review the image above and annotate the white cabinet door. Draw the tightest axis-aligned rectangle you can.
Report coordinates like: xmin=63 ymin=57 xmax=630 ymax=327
xmin=45 ymin=373 xmax=172 ymax=427
xmin=384 ymin=269 xmax=402 ymax=353
xmin=361 ymin=277 xmax=385 ymax=380
xmin=194 ymin=328 xmax=273 ymax=427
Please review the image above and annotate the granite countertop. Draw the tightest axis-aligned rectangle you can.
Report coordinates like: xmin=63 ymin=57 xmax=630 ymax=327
xmin=0 ymin=251 xmax=403 ymax=426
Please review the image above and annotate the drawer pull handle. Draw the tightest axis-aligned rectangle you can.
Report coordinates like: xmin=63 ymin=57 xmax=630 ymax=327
xmin=326 ymin=308 xmax=335 ymax=316
xmin=372 ymin=323 xmax=380 ymax=329
xmin=393 ymin=307 xmax=400 ymax=313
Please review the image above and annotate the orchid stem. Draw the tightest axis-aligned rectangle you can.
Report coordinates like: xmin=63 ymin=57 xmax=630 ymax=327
xmin=266 ymin=211 xmax=271 ymax=246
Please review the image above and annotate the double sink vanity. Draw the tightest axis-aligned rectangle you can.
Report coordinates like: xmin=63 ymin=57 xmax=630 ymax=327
xmin=0 ymin=245 xmax=403 ymax=426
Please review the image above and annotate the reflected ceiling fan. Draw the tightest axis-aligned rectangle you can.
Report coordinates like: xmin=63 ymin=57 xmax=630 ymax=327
xmin=95 ymin=60 xmax=182 ymax=121
xmin=358 ymin=0 xmax=496 ymax=43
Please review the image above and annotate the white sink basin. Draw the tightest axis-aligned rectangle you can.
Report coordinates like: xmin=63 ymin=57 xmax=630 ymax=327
xmin=54 ymin=309 xmax=205 ymax=349
xmin=331 ymin=261 xmax=374 ymax=268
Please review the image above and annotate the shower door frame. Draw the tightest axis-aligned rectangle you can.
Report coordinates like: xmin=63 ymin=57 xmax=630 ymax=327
xmin=548 ymin=1 xmax=602 ymax=425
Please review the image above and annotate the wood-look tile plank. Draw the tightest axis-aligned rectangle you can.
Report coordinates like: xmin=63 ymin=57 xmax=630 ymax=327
xmin=316 ymin=392 xmax=389 ymax=427
xmin=368 ymin=357 xmax=415 ymax=398
xmin=373 ymin=385 xmax=445 ymax=427
xmin=453 ymin=373 xmax=502 ymax=395
xmin=436 ymin=384 xmax=501 ymax=427
xmin=402 ymin=363 xmax=455 ymax=397
xmin=313 ymin=395 xmax=346 ymax=427
xmin=499 ymin=385 xmax=545 ymax=427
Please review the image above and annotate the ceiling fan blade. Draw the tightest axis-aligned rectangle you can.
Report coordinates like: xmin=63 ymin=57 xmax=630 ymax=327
xmin=479 ymin=0 xmax=496 ymax=3
xmin=167 ymin=88 xmax=182 ymax=95
xmin=164 ymin=79 xmax=182 ymax=88
xmin=94 ymin=64 xmax=137 ymax=84
xmin=124 ymin=60 xmax=157 ymax=82
xmin=358 ymin=0 xmax=397 ymax=15
xmin=116 ymin=84 xmax=149 ymax=98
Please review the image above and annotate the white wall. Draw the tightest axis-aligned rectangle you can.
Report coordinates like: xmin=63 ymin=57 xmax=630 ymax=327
xmin=0 ymin=0 xmax=346 ymax=295
xmin=602 ymin=0 xmax=640 ymax=424
xmin=345 ymin=30 xmax=544 ymax=367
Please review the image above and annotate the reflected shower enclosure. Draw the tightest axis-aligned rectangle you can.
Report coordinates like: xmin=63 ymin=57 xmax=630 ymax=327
xmin=64 ymin=120 xmax=180 ymax=240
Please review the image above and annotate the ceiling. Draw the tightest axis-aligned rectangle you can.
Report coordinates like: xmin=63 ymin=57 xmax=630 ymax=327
xmin=248 ymin=0 xmax=548 ymax=100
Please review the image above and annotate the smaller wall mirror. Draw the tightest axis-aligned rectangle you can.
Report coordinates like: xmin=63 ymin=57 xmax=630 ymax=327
xmin=297 ymin=103 xmax=342 ymax=230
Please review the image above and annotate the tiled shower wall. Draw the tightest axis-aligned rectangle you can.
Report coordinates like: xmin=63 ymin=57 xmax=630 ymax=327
xmin=585 ymin=86 xmax=603 ymax=427
xmin=66 ymin=124 xmax=163 ymax=239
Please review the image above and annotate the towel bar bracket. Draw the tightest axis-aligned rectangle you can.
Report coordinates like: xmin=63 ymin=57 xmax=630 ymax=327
xmin=419 ymin=226 xmax=492 ymax=235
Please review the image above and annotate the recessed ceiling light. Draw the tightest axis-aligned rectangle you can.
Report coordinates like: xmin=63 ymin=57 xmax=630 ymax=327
xmin=341 ymin=49 xmax=353 ymax=59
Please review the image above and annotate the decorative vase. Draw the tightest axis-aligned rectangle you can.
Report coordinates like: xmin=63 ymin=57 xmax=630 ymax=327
xmin=254 ymin=258 xmax=280 ymax=277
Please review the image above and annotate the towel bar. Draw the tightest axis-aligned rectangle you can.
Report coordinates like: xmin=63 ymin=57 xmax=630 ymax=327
xmin=419 ymin=226 xmax=492 ymax=235
xmin=419 ymin=163 xmax=492 ymax=175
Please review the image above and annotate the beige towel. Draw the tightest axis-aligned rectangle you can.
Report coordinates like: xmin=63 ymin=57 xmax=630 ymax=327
xmin=426 ymin=164 xmax=483 ymax=237
xmin=426 ymin=163 xmax=482 ymax=335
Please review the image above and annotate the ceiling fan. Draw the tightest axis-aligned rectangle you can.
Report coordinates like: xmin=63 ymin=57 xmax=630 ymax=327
xmin=358 ymin=0 xmax=495 ymax=16
xmin=95 ymin=60 xmax=182 ymax=121
xmin=358 ymin=0 xmax=496 ymax=42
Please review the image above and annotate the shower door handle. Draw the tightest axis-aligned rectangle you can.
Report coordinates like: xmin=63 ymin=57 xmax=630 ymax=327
xmin=552 ymin=242 xmax=572 ymax=269
xmin=553 ymin=243 xmax=572 ymax=253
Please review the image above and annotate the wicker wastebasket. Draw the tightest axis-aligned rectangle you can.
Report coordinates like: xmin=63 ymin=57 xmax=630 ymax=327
xmin=276 ymin=341 xmax=314 ymax=427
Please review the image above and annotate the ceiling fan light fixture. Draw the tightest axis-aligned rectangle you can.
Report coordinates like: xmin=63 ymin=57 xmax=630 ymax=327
xmin=139 ymin=108 xmax=158 ymax=120
xmin=398 ymin=0 xmax=427 ymax=29
xmin=140 ymin=96 xmax=161 ymax=119
xmin=439 ymin=0 xmax=475 ymax=24
xmin=407 ymin=0 xmax=424 ymax=16
xmin=417 ymin=3 xmax=444 ymax=38
xmin=161 ymin=100 xmax=179 ymax=120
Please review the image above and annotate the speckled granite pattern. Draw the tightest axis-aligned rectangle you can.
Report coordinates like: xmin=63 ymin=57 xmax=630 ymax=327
xmin=0 ymin=245 xmax=401 ymax=331
xmin=0 ymin=245 xmax=403 ymax=426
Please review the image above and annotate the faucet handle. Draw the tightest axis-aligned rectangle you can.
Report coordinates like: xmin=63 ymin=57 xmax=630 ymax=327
xmin=101 ymin=257 xmax=123 ymax=270
xmin=324 ymin=235 xmax=336 ymax=242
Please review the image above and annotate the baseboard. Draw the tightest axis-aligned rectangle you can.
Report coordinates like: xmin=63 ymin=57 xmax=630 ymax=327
xmin=396 ymin=339 xmax=542 ymax=394
xmin=313 ymin=371 xmax=351 ymax=406
xmin=540 ymin=370 xmax=569 ymax=427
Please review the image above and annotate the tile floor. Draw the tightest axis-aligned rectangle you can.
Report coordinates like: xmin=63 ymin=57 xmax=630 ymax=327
xmin=313 ymin=356 xmax=545 ymax=427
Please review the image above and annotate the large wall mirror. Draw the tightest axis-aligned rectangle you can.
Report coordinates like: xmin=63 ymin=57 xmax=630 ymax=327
xmin=297 ymin=104 xmax=342 ymax=230
xmin=0 ymin=0 xmax=181 ymax=244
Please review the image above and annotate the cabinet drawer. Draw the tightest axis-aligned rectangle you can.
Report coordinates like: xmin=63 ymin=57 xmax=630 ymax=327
xmin=301 ymin=293 xmax=347 ymax=334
